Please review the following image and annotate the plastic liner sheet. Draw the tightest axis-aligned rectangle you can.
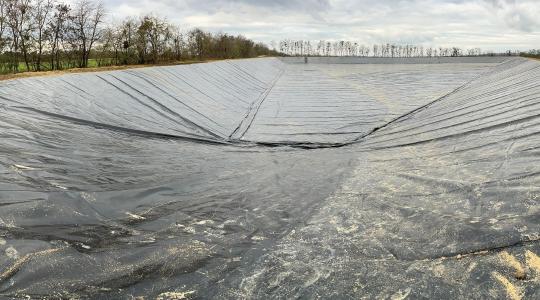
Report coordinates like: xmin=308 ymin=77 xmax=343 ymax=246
xmin=241 ymin=62 xmax=498 ymax=144
xmin=0 ymin=58 xmax=284 ymax=142
xmin=0 ymin=57 xmax=539 ymax=299
xmin=0 ymin=57 xmax=507 ymax=147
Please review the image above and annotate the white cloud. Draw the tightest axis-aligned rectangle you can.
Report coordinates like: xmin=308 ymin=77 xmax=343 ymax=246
xmin=482 ymin=0 xmax=540 ymax=32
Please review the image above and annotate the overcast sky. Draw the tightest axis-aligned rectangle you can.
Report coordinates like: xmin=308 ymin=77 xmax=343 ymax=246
xmin=87 ymin=0 xmax=540 ymax=51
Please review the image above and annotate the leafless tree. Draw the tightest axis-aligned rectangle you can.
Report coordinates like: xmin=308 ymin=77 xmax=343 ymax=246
xmin=146 ymin=16 xmax=169 ymax=64
xmin=47 ymin=2 xmax=68 ymax=69
xmin=135 ymin=15 xmax=170 ymax=64
xmin=171 ymin=26 xmax=183 ymax=60
xmin=33 ymin=0 xmax=53 ymax=70
xmin=188 ymin=28 xmax=206 ymax=60
xmin=115 ymin=17 xmax=136 ymax=64
xmin=275 ymin=39 xmax=489 ymax=59
xmin=6 ymin=0 xmax=33 ymax=71
xmin=98 ymin=23 xmax=116 ymax=64
xmin=0 ymin=0 xmax=7 ymax=51
xmin=70 ymin=0 xmax=104 ymax=67
xmin=0 ymin=0 xmax=276 ymax=74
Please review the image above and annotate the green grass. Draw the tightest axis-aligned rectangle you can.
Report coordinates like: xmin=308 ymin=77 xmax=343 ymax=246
xmin=0 ymin=57 xmax=240 ymax=77
xmin=1 ymin=58 xmax=116 ymax=74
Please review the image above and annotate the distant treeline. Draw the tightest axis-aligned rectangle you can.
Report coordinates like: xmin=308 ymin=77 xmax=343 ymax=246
xmin=0 ymin=0 xmax=279 ymax=74
xmin=520 ymin=49 xmax=540 ymax=59
xmin=277 ymin=40 xmax=521 ymax=57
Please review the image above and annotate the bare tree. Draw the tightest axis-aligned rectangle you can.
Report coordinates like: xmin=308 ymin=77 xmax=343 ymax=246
xmin=98 ymin=23 xmax=116 ymax=65
xmin=33 ymin=0 xmax=53 ymax=70
xmin=274 ymin=39 xmax=490 ymax=58
xmin=6 ymin=0 xmax=33 ymax=71
xmin=0 ymin=0 xmax=7 ymax=51
xmin=146 ymin=16 xmax=169 ymax=64
xmin=1 ymin=0 xmax=277 ymax=74
xmin=188 ymin=28 xmax=205 ymax=59
xmin=171 ymin=26 xmax=183 ymax=60
xmin=70 ymin=0 xmax=104 ymax=67
xmin=47 ymin=2 xmax=68 ymax=69
xmin=120 ymin=17 xmax=135 ymax=62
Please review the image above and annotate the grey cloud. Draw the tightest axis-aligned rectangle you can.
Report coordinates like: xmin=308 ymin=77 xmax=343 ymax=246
xmin=505 ymin=9 xmax=538 ymax=32
xmin=91 ymin=0 xmax=539 ymax=51
xmin=482 ymin=0 xmax=540 ymax=32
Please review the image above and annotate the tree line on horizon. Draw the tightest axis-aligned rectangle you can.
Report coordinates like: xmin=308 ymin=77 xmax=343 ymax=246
xmin=276 ymin=40 xmax=521 ymax=58
xmin=0 ymin=0 xmax=279 ymax=74
xmin=521 ymin=49 xmax=540 ymax=59
xmin=1 ymin=0 xmax=536 ymax=76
